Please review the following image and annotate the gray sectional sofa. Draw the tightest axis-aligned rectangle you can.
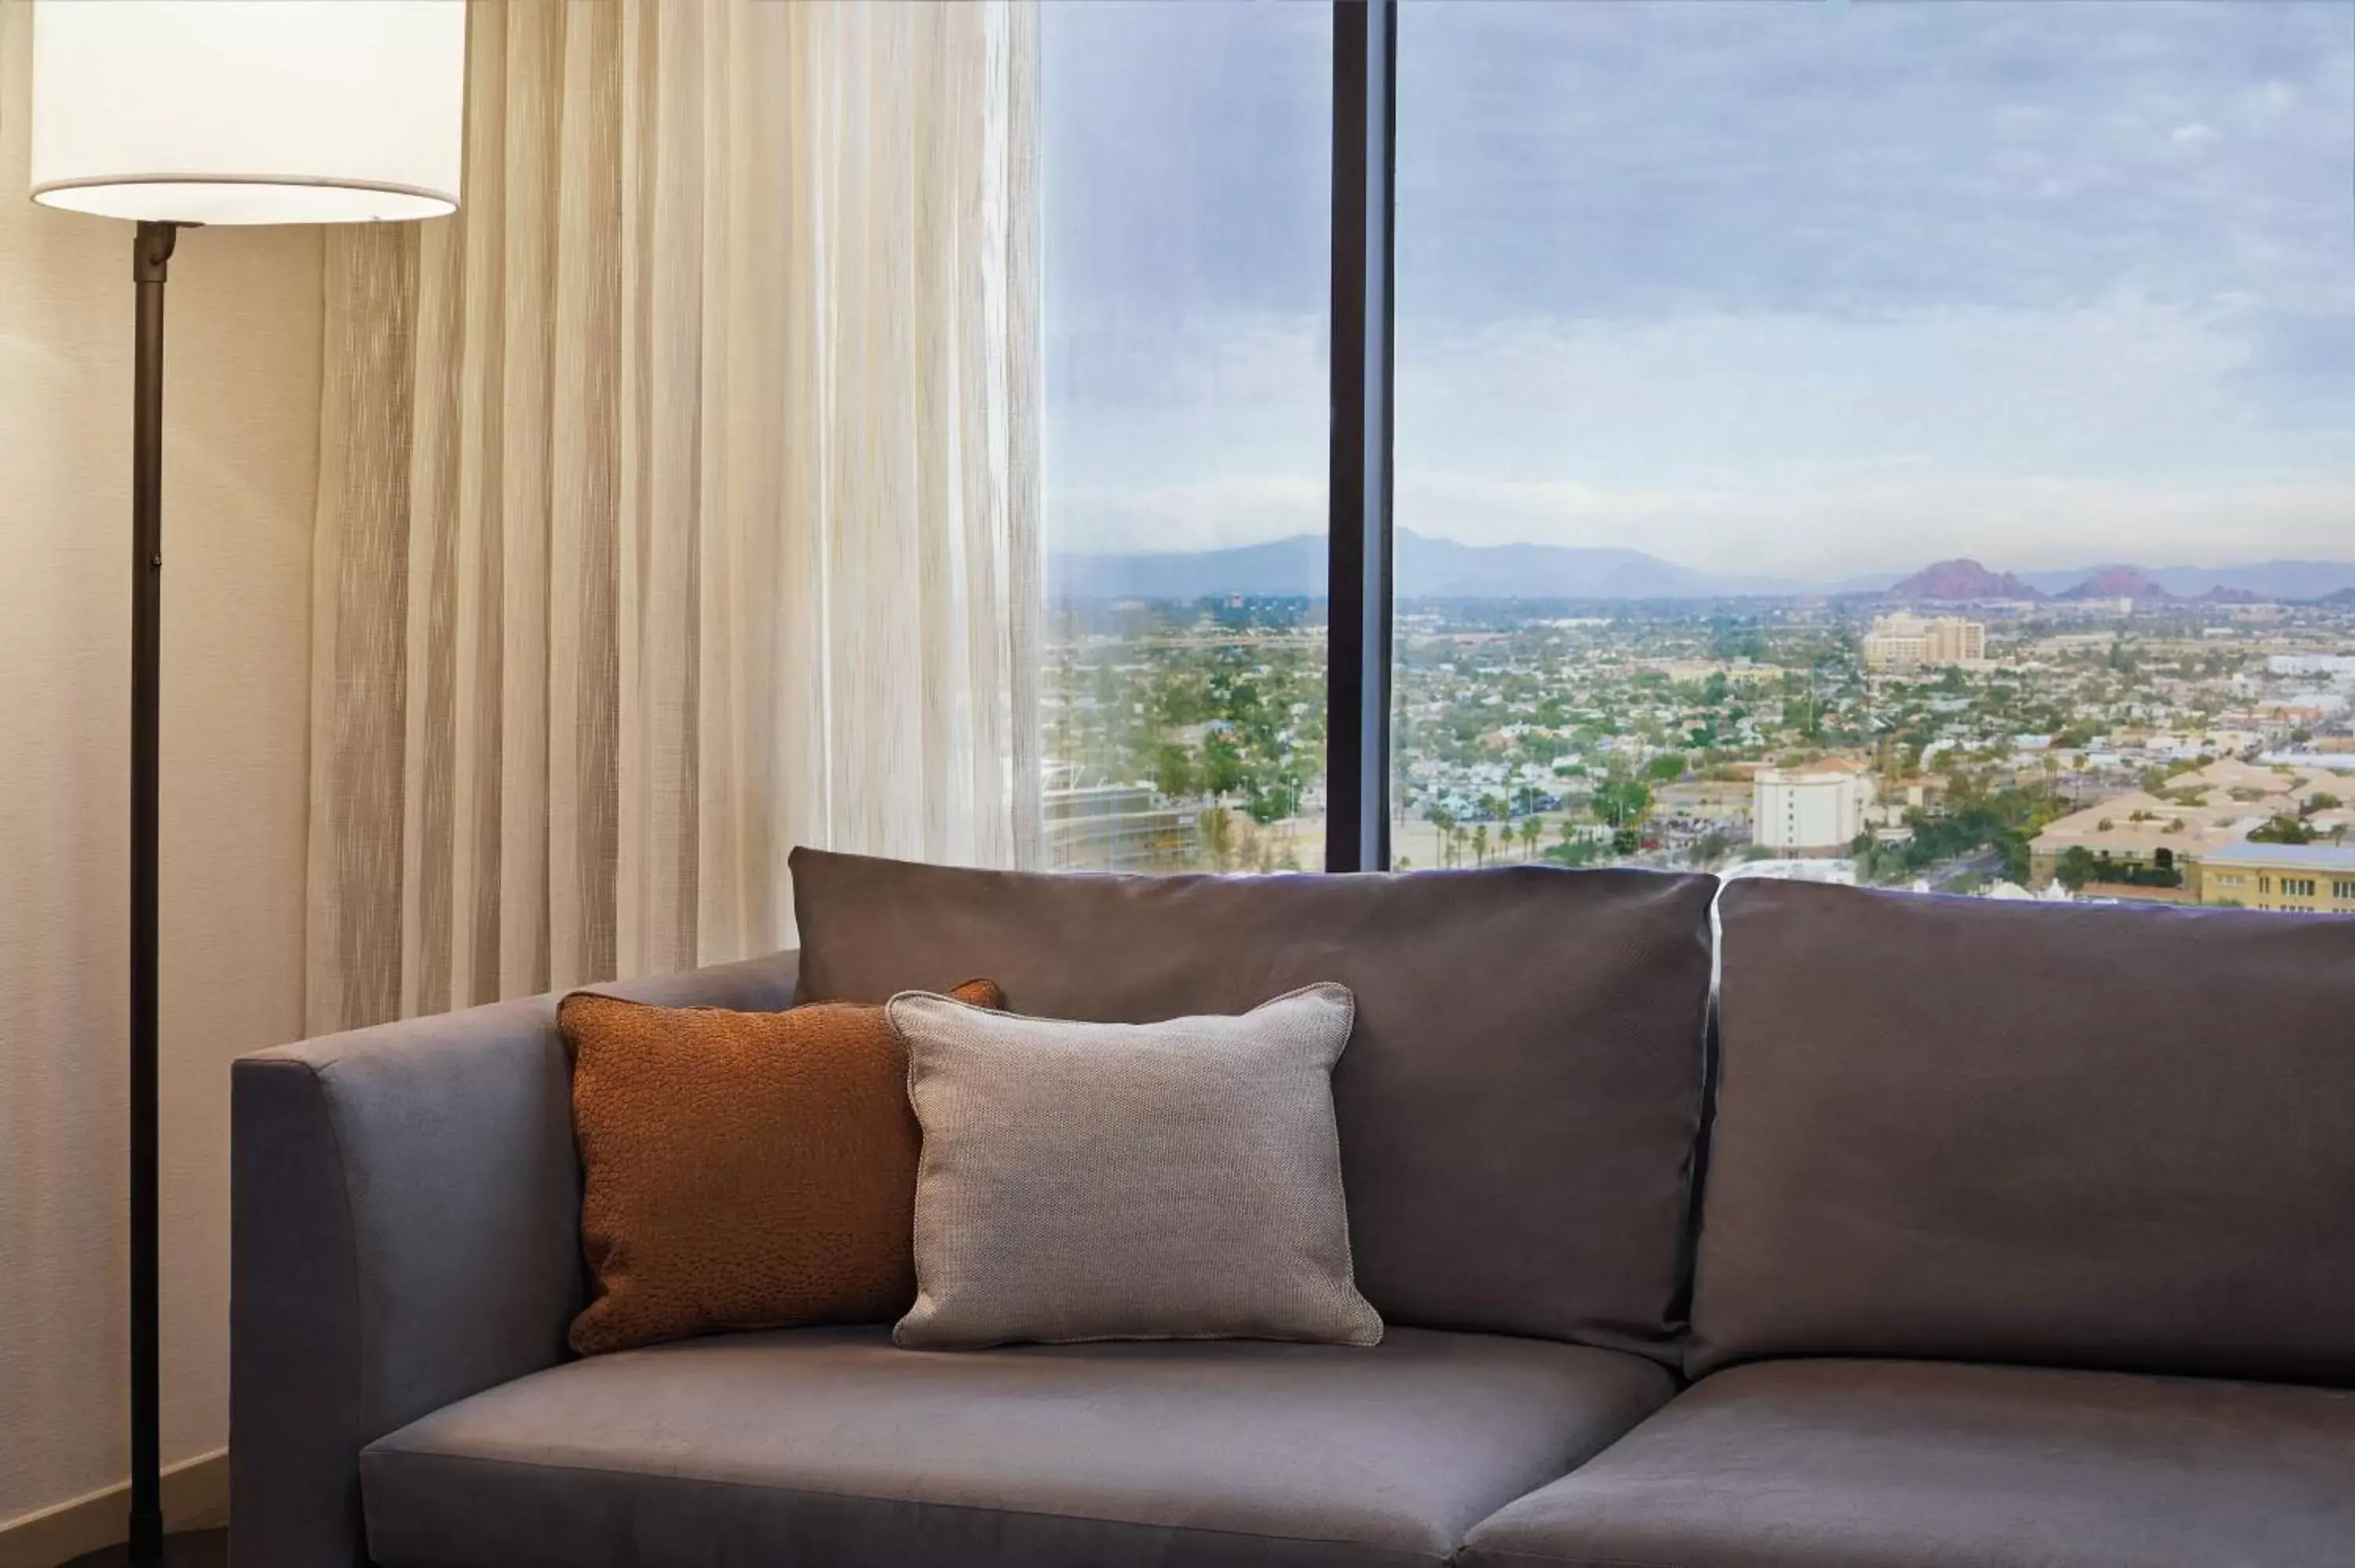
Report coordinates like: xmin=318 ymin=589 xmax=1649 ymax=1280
xmin=231 ymin=848 xmax=2355 ymax=1567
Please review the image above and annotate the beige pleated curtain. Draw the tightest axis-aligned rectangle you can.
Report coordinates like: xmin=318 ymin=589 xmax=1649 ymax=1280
xmin=305 ymin=0 xmax=1042 ymax=1034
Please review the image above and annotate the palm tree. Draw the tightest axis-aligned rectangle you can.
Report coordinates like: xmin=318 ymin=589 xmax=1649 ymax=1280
xmin=1426 ymin=806 xmax=1457 ymax=868
xmin=1518 ymin=817 xmax=1542 ymax=861
xmin=1471 ymin=824 xmax=1490 ymax=866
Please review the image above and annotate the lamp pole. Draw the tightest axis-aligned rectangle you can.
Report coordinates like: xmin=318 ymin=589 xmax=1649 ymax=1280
xmin=126 ymin=217 xmax=177 ymax=1566
xmin=64 ymin=212 xmax=196 ymax=1568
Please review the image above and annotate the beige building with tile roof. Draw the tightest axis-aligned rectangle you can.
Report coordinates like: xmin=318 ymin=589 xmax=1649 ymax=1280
xmin=2028 ymin=757 xmax=2347 ymax=891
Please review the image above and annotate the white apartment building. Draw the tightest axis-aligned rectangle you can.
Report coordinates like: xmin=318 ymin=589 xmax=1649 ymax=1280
xmin=2266 ymin=655 xmax=2355 ymax=679
xmin=1752 ymin=760 xmax=1874 ymax=855
xmin=1862 ymin=613 xmax=1987 ymax=672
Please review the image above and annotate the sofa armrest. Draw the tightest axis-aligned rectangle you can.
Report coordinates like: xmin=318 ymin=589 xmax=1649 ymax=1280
xmin=230 ymin=950 xmax=798 ymax=1568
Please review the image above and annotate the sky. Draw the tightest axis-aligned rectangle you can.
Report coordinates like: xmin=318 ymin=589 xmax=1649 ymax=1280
xmin=1041 ymin=0 xmax=2355 ymax=578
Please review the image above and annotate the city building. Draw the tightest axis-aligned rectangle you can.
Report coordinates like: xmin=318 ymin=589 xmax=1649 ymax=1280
xmin=1861 ymin=613 xmax=1986 ymax=672
xmin=2195 ymin=843 xmax=2355 ymax=913
xmin=1752 ymin=759 xmax=1872 ymax=855
xmin=1045 ymin=782 xmax=1200 ymax=871
xmin=1654 ymin=780 xmax=1753 ymax=830
xmin=2028 ymin=757 xmax=2350 ymax=892
xmin=2266 ymin=655 xmax=2355 ymax=678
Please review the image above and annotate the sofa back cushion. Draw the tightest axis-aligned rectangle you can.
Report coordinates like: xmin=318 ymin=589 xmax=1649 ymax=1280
xmin=790 ymin=848 xmax=1717 ymax=1358
xmin=1693 ymin=877 xmax=2355 ymax=1384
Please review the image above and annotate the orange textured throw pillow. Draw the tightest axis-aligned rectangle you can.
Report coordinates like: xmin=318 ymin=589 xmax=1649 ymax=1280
xmin=560 ymin=978 xmax=1006 ymax=1355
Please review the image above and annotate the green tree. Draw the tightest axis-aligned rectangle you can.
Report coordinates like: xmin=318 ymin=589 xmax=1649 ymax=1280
xmin=2055 ymin=846 xmax=2098 ymax=892
xmin=2250 ymin=814 xmax=2314 ymax=846
xmin=1591 ymin=776 xmax=1652 ymax=831
xmin=1153 ymin=744 xmax=1196 ymax=801
xmin=1199 ymin=732 xmax=1245 ymax=800
xmin=1470 ymin=824 xmax=1491 ymax=866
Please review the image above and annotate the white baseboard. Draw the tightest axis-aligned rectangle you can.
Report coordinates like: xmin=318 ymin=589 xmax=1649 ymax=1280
xmin=0 ymin=1450 xmax=228 ymax=1568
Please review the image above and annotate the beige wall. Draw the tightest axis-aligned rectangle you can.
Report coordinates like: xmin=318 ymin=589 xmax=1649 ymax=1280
xmin=0 ymin=5 xmax=321 ymax=1531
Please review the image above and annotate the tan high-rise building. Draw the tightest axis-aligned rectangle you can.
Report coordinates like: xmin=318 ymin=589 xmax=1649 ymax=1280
xmin=1862 ymin=613 xmax=1985 ymax=672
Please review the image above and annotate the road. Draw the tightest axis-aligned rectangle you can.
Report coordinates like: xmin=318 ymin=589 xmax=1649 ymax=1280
xmin=1926 ymin=847 xmax=2009 ymax=891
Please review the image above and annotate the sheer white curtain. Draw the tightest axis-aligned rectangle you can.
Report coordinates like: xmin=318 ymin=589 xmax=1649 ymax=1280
xmin=305 ymin=0 xmax=1042 ymax=1034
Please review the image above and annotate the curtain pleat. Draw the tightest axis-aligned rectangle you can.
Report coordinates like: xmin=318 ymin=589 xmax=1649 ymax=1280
xmin=303 ymin=229 xmax=416 ymax=1034
xmin=547 ymin=0 xmax=623 ymax=994
xmin=306 ymin=0 xmax=1042 ymax=1034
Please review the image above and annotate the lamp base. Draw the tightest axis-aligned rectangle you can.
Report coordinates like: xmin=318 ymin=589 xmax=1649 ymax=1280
xmin=58 ymin=1529 xmax=226 ymax=1568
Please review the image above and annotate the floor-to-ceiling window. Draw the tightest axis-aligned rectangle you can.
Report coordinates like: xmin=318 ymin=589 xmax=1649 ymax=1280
xmin=1389 ymin=0 xmax=2355 ymax=906
xmin=1042 ymin=1 xmax=2355 ymax=906
xmin=1040 ymin=1 xmax=1331 ymax=873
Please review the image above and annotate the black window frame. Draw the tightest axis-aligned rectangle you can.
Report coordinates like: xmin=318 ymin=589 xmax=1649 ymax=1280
xmin=1325 ymin=0 xmax=1399 ymax=872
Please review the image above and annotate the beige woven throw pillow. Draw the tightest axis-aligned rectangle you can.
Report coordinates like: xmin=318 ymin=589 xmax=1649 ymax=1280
xmin=887 ymin=982 xmax=1384 ymax=1351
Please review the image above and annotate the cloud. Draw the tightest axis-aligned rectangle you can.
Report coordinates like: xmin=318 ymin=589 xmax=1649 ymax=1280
xmin=1050 ymin=310 xmax=1323 ymax=410
xmin=1391 ymin=469 xmax=2355 ymax=580
xmin=1391 ymin=1 xmax=2352 ymax=325
xmin=1396 ymin=296 xmax=2299 ymax=487
xmin=1040 ymin=0 xmax=2355 ymax=575
xmin=1048 ymin=474 xmax=1325 ymax=556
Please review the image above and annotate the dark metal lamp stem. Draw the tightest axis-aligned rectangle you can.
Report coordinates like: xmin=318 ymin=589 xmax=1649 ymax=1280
xmin=128 ymin=216 xmax=176 ymax=1567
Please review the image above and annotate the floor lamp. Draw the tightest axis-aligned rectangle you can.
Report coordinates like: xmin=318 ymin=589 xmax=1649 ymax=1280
xmin=27 ymin=4 xmax=465 ymax=1563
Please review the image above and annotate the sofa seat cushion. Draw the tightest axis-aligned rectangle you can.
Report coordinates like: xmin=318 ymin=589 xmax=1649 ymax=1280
xmin=1459 ymin=1358 xmax=2355 ymax=1568
xmin=360 ymin=1324 xmax=1674 ymax=1568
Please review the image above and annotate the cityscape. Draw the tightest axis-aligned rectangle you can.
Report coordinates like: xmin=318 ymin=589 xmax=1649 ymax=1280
xmin=1043 ymin=551 xmax=2355 ymax=915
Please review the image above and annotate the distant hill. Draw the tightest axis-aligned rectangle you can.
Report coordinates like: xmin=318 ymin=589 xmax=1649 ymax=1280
xmin=2017 ymin=560 xmax=2355 ymax=600
xmin=1393 ymin=533 xmax=1819 ymax=599
xmin=1884 ymin=559 xmax=2044 ymax=601
xmin=1050 ymin=530 xmax=1823 ymax=602
xmin=2059 ymin=564 xmax=2173 ymax=600
xmin=1050 ymin=533 xmax=2355 ymax=605
xmin=1051 ymin=534 xmax=1328 ymax=600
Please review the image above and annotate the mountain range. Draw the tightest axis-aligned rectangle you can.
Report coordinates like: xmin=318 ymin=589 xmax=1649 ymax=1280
xmin=1049 ymin=531 xmax=2355 ymax=604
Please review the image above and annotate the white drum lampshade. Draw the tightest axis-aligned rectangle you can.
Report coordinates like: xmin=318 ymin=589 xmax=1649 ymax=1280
xmin=30 ymin=0 xmax=466 ymax=226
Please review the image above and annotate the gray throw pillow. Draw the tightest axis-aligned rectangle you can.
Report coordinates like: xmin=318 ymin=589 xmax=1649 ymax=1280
xmin=886 ymin=982 xmax=1383 ymax=1351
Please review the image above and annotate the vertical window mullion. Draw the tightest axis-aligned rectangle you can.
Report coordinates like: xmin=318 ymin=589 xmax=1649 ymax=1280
xmin=1327 ymin=0 xmax=1397 ymax=873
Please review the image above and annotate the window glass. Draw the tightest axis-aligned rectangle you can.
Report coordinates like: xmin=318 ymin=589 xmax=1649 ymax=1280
xmin=1392 ymin=0 xmax=2355 ymax=910
xmin=1040 ymin=1 xmax=1331 ymax=872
